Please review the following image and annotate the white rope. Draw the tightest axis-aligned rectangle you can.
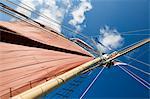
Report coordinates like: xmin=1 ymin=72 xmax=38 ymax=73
xmin=127 ymin=64 xmax=150 ymax=75
xmin=80 ymin=67 xmax=105 ymax=99
xmin=125 ymin=67 xmax=150 ymax=86
xmin=117 ymin=64 xmax=150 ymax=86
xmin=116 ymin=59 xmax=150 ymax=76
xmin=118 ymin=66 xmax=149 ymax=89
xmin=128 ymin=64 xmax=150 ymax=76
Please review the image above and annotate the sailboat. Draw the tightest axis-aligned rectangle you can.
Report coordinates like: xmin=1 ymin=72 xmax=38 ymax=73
xmin=0 ymin=1 xmax=149 ymax=99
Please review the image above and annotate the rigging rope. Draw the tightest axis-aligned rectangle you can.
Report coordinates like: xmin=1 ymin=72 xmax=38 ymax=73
xmin=126 ymin=64 xmax=150 ymax=76
xmin=120 ymin=29 xmax=150 ymax=34
xmin=127 ymin=49 xmax=149 ymax=65
xmin=1 ymin=0 xmax=150 ymax=57
xmin=80 ymin=67 xmax=105 ymax=99
xmin=122 ymin=66 xmax=150 ymax=86
xmin=117 ymin=60 xmax=150 ymax=76
xmin=121 ymin=34 xmax=150 ymax=35
xmin=0 ymin=8 xmax=55 ymax=35
xmin=124 ymin=55 xmax=150 ymax=67
xmin=2 ymin=0 xmax=63 ymax=31
xmin=91 ymin=37 xmax=150 ymax=86
xmin=118 ymin=66 xmax=149 ymax=89
xmin=118 ymin=39 xmax=149 ymax=53
xmin=86 ymin=29 xmax=150 ymax=37
xmin=3 ymin=0 xmax=150 ymax=37
xmin=128 ymin=64 xmax=150 ymax=76
xmin=4 ymin=0 xmax=64 ymax=28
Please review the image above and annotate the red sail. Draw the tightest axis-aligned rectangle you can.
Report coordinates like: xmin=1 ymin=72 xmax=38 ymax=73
xmin=0 ymin=21 xmax=94 ymax=99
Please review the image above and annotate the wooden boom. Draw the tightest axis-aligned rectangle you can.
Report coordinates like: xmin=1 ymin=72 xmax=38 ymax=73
xmin=12 ymin=39 xmax=149 ymax=99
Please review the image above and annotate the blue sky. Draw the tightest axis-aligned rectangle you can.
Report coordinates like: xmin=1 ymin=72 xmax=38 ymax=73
xmin=0 ymin=0 xmax=149 ymax=99
xmin=52 ymin=0 xmax=150 ymax=98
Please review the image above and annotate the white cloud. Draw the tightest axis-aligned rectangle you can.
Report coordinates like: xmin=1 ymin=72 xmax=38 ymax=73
xmin=97 ymin=25 xmax=124 ymax=53
xmin=15 ymin=0 xmax=72 ymax=32
xmin=15 ymin=0 xmax=92 ymax=32
xmin=69 ymin=0 xmax=92 ymax=32
xmin=15 ymin=0 xmax=43 ymax=17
